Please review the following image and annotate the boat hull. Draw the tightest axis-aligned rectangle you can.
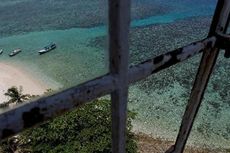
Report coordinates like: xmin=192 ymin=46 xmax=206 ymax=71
xmin=9 ymin=49 xmax=22 ymax=57
xmin=38 ymin=43 xmax=56 ymax=55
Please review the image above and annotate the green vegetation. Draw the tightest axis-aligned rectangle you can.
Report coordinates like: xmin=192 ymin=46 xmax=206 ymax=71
xmin=4 ymin=86 xmax=30 ymax=104
xmin=0 ymin=94 xmax=137 ymax=153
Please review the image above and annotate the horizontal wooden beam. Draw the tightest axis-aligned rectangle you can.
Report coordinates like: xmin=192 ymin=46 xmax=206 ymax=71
xmin=0 ymin=36 xmax=216 ymax=140
xmin=129 ymin=37 xmax=216 ymax=83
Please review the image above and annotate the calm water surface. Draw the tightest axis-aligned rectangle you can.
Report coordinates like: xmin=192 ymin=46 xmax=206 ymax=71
xmin=1 ymin=0 xmax=229 ymax=149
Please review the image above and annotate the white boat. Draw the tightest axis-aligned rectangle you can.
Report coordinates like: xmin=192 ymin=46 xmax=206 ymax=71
xmin=0 ymin=49 xmax=3 ymax=55
xmin=38 ymin=43 xmax=56 ymax=54
xmin=9 ymin=48 xmax=22 ymax=57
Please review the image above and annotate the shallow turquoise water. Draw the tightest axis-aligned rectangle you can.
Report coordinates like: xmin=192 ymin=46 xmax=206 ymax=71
xmin=0 ymin=0 xmax=216 ymax=87
xmin=2 ymin=0 xmax=229 ymax=149
xmin=0 ymin=27 xmax=107 ymax=88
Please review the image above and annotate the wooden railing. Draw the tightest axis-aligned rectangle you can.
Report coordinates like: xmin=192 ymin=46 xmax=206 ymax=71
xmin=0 ymin=0 xmax=230 ymax=153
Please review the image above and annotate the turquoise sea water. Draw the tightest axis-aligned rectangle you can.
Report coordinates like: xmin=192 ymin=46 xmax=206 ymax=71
xmin=2 ymin=0 xmax=229 ymax=149
xmin=0 ymin=0 xmax=216 ymax=86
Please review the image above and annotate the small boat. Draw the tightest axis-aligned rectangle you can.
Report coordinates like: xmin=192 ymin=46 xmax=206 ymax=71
xmin=9 ymin=48 xmax=22 ymax=57
xmin=38 ymin=43 xmax=56 ymax=54
xmin=0 ymin=49 xmax=3 ymax=55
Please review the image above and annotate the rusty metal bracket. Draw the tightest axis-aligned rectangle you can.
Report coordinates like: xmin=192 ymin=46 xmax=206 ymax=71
xmin=215 ymin=32 xmax=230 ymax=58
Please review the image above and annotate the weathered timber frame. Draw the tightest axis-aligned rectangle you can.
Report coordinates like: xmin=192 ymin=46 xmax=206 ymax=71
xmin=0 ymin=0 xmax=229 ymax=153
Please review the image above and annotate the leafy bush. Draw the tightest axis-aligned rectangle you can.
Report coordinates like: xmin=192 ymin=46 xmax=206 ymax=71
xmin=1 ymin=99 xmax=137 ymax=153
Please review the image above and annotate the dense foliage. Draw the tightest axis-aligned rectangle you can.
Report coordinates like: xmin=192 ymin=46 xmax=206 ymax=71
xmin=1 ymin=99 xmax=137 ymax=153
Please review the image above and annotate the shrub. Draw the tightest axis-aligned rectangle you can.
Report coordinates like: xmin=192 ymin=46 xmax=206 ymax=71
xmin=0 ymin=99 xmax=137 ymax=153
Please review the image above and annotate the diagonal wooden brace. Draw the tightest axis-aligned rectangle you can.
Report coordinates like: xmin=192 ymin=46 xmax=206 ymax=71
xmin=167 ymin=0 xmax=230 ymax=153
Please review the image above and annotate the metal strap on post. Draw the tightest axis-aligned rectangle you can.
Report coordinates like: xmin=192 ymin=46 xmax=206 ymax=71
xmin=167 ymin=0 xmax=230 ymax=152
xmin=215 ymin=32 xmax=230 ymax=58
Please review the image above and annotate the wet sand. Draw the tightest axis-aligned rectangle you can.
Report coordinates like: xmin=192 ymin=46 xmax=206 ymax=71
xmin=0 ymin=62 xmax=48 ymax=103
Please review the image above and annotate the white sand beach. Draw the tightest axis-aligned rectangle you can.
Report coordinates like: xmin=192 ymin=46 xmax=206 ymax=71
xmin=0 ymin=62 xmax=49 ymax=103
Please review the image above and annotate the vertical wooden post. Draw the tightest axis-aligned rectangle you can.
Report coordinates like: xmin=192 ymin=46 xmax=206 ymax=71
xmin=167 ymin=0 xmax=230 ymax=153
xmin=109 ymin=0 xmax=131 ymax=153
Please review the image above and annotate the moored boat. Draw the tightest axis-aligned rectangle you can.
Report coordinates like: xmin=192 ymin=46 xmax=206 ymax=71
xmin=0 ymin=49 xmax=3 ymax=55
xmin=9 ymin=48 xmax=22 ymax=57
xmin=38 ymin=43 xmax=56 ymax=54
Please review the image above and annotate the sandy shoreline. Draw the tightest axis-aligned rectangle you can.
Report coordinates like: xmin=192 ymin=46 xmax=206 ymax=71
xmin=136 ymin=133 xmax=228 ymax=153
xmin=0 ymin=62 xmax=50 ymax=103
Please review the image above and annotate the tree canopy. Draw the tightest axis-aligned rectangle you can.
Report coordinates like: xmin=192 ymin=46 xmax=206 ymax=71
xmin=0 ymin=86 xmax=30 ymax=108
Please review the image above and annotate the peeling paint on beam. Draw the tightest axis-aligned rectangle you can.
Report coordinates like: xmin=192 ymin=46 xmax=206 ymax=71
xmin=169 ymin=0 xmax=230 ymax=152
xmin=0 ymin=36 xmax=217 ymax=141
xmin=128 ymin=37 xmax=216 ymax=84
xmin=0 ymin=74 xmax=115 ymax=139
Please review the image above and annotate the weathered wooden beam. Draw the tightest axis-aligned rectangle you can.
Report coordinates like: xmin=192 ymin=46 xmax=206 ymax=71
xmin=129 ymin=37 xmax=216 ymax=84
xmin=108 ymin=0 xmax=131 ymax=152
xmin=168 ymin=0 xmax=230 ymax=152
xmin=0 ymin=74 xmax=116 ymax=139
xmin=0 ymin=36 xmax=216 ymax=141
